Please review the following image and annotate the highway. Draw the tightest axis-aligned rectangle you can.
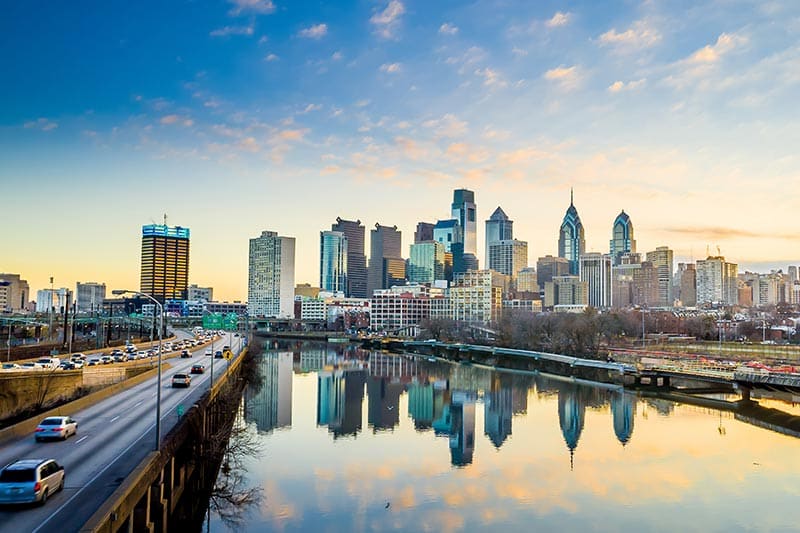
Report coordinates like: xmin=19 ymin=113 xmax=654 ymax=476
xmin=0 ymin=330 xmax=245 ymax=533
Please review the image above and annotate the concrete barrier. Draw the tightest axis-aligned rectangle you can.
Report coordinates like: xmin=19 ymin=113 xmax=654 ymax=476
xmin=0 ymin=362 xmax=171 ymax=447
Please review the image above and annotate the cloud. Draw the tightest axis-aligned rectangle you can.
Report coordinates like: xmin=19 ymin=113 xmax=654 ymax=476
xmin=439 ymin=23 xmax=458 ymax=35
xmin=474 ymin=67 xmax=507 ymax=88
xmin=227 ymin=0 xmax=275 ymax=15
xmin=688 ymin=33 xmax=746 ymax=64
xmin=300 ymin=103 xmax=322 ymax=114
xmin=380 ymin=62 xmax=401 ymax=73
xmin=159 ymin=114 xmax=193 ymax=127
xmin=370 ymin=0 xmax=405 ymax=39
xmin=264 ymin=53 xmax=279 ymax=62
xmin=544 ymin=65 xmax=581 ymax=90
xmin=608 ymin=78 xmax=647 ymax=92
xmin=23 ymin=118 xmax=58 ymax=131
xmin=276 ymin=129 xmax=308 ymax=141
xmin=661 ymin=227 xmax=795 ymax=240
xmin=298 ymin=24 xmax=328 ymax=39
xmin=599 ymin=20 xmax=661 ymax=50
xmin=546 ymin=12 xmax=571 ymax=28
xmin=394 ymin=137 xmax=428 ymax=160
xmin=332 ymin=51 xmax=343 ymax=61
xmin=422 ymin=113 xmax=468 ymax=138
xmin=210 ymin=25 xmax=254 ymax=37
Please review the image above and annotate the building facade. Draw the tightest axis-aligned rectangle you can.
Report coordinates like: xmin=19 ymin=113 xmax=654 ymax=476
xmin=367 ymin=224 xmax=404 ymax=294
xmin=695 ymin=256 xmax=738 ymax=307
xmin=414 ymin=222 xmax=435 ymax=243
xmin=557 ymin=191 xmax=585 ymax=275
xmin=0 ymin=274 xmax=30 ymax=313
xmin=331 ymin=218 xmax=368 ymax=299
xmin=248 ymin=230 xmax=296 ymax=318
xmin=610 ymin=211 xmax=636 ymax=265
xmin=35 ymin=288 xmax=72 ymax=313
xmin=408 ymin=241 xmax=445 ymax=284
xmin=579 ymin=253 xmax=612 ymax=309
xmin=536 ymin=255 xmax=570 ymax=291
xmin=488 ymin=240 xmax=528 ymax=285
xmin=76 ymin=282 xmax=106 ymax=313
xmin=544 ymin=275 xmax=588 ymax=310
xmin=445 ymin=270 xmax=507 ymax=323
xmin=451 ymin=189 xmax=477 ymax=256
xmin=485 ymin=207 xmax=513 ymax=266
xmin=140 ymin=224 xmax=190 ymax=302
xmin=645 ymin=246 xmax=674 ymax=307
xmin=516 ymin=267 xmax=538 ymax=295
xmin=320 ymin=230 xmax=348 ymax=294
xmin=187 ymin=284 xmax=214 ymax=302
xmin=369 ymin=284 xmax=445 ymax=332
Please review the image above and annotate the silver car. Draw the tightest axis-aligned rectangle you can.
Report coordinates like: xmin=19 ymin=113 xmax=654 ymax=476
xmin=0 ymin=459 xmax=65 ymax=505
xmin=35 ymin=416 xmax=78 ymax=442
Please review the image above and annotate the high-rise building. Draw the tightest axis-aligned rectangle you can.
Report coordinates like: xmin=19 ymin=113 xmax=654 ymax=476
xmin=36 ymin=288 xmax=71 ymax=313
xmin=0 ymin=274 xmax=30 ymax=313
xmin=485 ymin=207 xmax=513 ymax=265
xmin=645 ymin=246 xmax=674 ymax=307
xmin=187 ymin=284 xmax=213 ymax=302
xmin=331 ymin=218 xmax=367 ymax=298
xmin=140 ymin=224 xmax=190 ymax=302
xmin=320 ymin=230 xmax=348 ymax=294
xmin=414 ymin=222 xmax=435 ymax=243
xmin=488 ymin=240 xmax=528 ymax=285
xmin=451 ymin=189 xmax=477 ymax=256
xmin=516 ymin=267 xmax=538 ymax=295
xmin=444 ymin=270 xmax=507 ymax=323
xmin=536 ymin=255 xmax=570 ymax=291
xmin=248 ymin=230 xmax=296 ymax=318
xmin=76 ymin=282 xmax=106 ymax=313
xmin=558 ymin=190 xmax=585 ymax=275
xmin=408 ymin=241 xmax=445 ymax=284
xmin=678 ymin=264 xmax=697 ymax=307
xmin=580 ymin=253 xmax=612 ymax=309
xmin=544 ymin=275 xmax=588 ymax=310
xmin=433 ymin=219 xmax=462 ymax=253
xmin=610 ymin=211 xmax=636 ymax=265
xmin=367 ymin=224 xmax=404 ymax=294
xmin=696 ymin=256 xmax=738 ymax=306
xmin=789 ymin=266 xmax=798 ymax=282
xmin=612 ymin=262 xmax=639 ymax=308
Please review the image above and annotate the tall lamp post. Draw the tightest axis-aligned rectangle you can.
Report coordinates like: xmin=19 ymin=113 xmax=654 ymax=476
xmin=113 ymin=289 xmax=164 ymax=451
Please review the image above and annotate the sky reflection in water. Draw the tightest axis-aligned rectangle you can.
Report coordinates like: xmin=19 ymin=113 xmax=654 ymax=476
xmin=212 ymin=342 xmax=800 ymax=532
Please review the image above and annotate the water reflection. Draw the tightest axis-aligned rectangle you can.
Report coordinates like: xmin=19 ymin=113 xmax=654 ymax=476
xmin=244 ymin=351 xmax=293 ymax=433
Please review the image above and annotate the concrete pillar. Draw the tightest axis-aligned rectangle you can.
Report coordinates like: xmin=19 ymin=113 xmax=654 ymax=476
xmin=741 ymin=386 xmax=751 ymax=402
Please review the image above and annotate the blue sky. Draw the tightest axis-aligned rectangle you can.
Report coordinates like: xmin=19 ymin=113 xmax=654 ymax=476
xmin=2 ymin=0 xmax=799 ymax=300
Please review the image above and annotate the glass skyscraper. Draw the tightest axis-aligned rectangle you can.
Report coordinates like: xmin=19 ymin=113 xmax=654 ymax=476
xmin=408 ymin=241 xmax=445 ymax=284
xmin=451 ymin=189 xmax=477 ymax=256
xmin=331 ymin=218 xmax=367 ymax=298
xmin=485 ymin=207 xmax=513 ymax=266
xmin=140 ymin=224 xmax=190 ymax=302
xmin=320 ymin=230 xmax=348 ymax=293
xmin=557 ymin=190 xmax=585 ymax=275
xmin=610 ymin=210 xmax=636 ymax=266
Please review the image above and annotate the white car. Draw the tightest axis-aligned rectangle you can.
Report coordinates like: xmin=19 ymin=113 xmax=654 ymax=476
xmin=35 ymin=416 xmax=78 ymax=441
xmin=1 ymin=363 xmax=21 ymax=371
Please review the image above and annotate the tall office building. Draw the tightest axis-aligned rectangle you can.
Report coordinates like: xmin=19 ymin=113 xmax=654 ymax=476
xmin=408 ymin=241 xmax=445 ymax=284
xmin=579 ymin=253 xmax=612 ymax=309
xmin=320 ymin=231 xmax=348 ymax=293
xmin=367 ymin=224 xmax=404 ymax=294
xmin=696 ymin=256 xmax=738 ymax=306
xmin=35 ymin=288 xmax=71 ymax=313
xmin=516 ymin=267 xmax=538 ymax=295
xmin=610 ymin=211 xmax=636 ymax=265
xmin=414 ymin=222 xmax=435 ymax=243
xmin=451 ymin=189 xmax=477 ymax=256
xmin=76 ymin=282 xmax=106 ymax=313
xmin=645 ymin=246 xmax=674 ymax=307
xmin=536 ymin=255 xmax=570 ymax=291
xmin=187 ymin=284 xmax=213 ymax=302
xmin=248 ymin=230 xmax=296 ymax=318
xmin=558 ymin=190 xmax=585 ymax=275
xmin=488 ymin=240 xmax=528 ymax=285
xmin=331 ymin=218 xmax=367 ymax=298
xmin=432 ymin=219 xmax=462 ymax=253
xmin=0 ymin=274 xmax=30 ymax=313
xmin=140 ymin=224 xmax=190 ymax=302
xmin=485 ymin=207 xmax=513 ymax=265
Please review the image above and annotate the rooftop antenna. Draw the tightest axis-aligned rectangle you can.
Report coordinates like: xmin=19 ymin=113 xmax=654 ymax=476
xmin=163 ymin=213 xmax=168 ymax=226
xmin=717 ymin=245 xmax=721 ymax=257
xmin=706 ymin=244 xmax=709 ymax=258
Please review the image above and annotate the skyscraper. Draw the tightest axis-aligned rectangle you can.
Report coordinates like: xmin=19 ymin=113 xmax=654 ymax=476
xmin=488 ymin=240 xmax=528 ymax=283
xmin=408 ymin=241 xmax=445 ymax=284
xmin=433 ymin=219 xmax=462 ymax=253
xmin=696 ymin=256 xmax=738 ymax=306
xmin=367 ymin=224 xmax=404 ymax=294
xmin=558 ymin=190 xmax=585 ymax=275
xmin=451 ymin=189 xmax=477 ymax=256
xmin=76 ymin=282 xmax=106 ymax=313
xmin=248 ymin=230 xmax=296 ymax=318
xmin=414 ymin=222 xmax=435 ymax=243
xmin=331 ymin=218 xmax=367 ymax=298
xmin=610 ymin=211 xmax=636 ymax=265
xmin=485 ymin=207 xmax=513 ymax=265
xmin=0 ymin=274 xmax=30 ymax=313
xmin=579 ymin=253 xmax=612 ymax=309
xmin=320 ymin=231 xmax=348 ymax=294
xmin=536 ymin=255 xmax=570 ymax=291
xmin=645 ymin=246 xmax=674 ymax=307
xmin=140 ymin=224 xmax=190 ymax=302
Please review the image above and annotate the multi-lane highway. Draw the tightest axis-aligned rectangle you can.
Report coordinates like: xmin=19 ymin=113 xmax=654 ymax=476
xmin=0 ymin=330 xmax=245 ymax=533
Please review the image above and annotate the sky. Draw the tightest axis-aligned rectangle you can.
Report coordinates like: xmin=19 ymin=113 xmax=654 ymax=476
xmin=2 ymin=0 xmax=799 ymax=302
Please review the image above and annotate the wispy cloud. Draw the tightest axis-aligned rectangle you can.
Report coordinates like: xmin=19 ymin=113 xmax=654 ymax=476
xmin=545 ymin=12 xmax=571 ymax=28
xmin=474 ymin=67 xmax=507 ymax=88
xmin=422 ymin=113 xmax=468 ymax=138
xmin=439 ymin=23 xmax=458 ymax=35
xmin=608 ymin=78 xmax=647 ymax=92
xmin=664 ymin=32 xmax=748 ymax=89
xmin=23 ymin=118 xmax=58 ymax=131
xmin=688 ymin=33 xmax=746 ymax=64
xmin=370 ymin=1 xmax=405 ymax=39
xmin=662 ymin=226 xmax=795 ymax=240
xmin=264 ymin=53 xmax=279 ymax=62
xmin=380 ymin=62 xmax=401 ymax=73
xmin=160 ymin=114 xmax=193 ymax=127
xmin=227 ymin=0 xmax=275 ymax=16
xmin=298 ymin=23 xmax=328 ymax=39
xmin=299 ymin=103 xmax=322 ymax=114
xmin=598 ymin=20 xmax=661 ymax=50
xmin=544 ymin=65 xmax=581 ymax=90
xmin=210 ymin=25 xmax=254 ymax=37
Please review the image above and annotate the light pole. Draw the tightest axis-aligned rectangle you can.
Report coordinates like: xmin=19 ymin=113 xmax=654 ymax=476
xmin=113 ymin=289 xmax=163 ymax=451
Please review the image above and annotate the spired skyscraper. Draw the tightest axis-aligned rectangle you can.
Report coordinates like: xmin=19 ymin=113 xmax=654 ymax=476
xmin=140 ymin=223 xmax=190 ymax=302
xmin=557 ymin=190 xmax=585 ymax=275
xmin=485 ymin=207 xmax=513 ymax=265
xmin=610 ymin=211 xmax=636 ymax=266
xmin=331 ymin=218 xmax=367 ymax=298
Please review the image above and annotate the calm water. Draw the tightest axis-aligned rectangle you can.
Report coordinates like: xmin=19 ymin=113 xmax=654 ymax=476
xmin=208 ymin=341 xmax=800 ymax=532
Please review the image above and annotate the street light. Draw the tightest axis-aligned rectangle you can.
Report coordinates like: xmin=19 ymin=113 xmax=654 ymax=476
xmin=113 ymin=289 xmax=164 ymax=451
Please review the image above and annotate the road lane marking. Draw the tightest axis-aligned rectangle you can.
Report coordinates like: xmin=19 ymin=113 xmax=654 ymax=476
xmin=75 ymin=436 xmax=88 ymax=444
xmin=134 ymin=400 xmax=143 ymax=408
xmin=110 ymin=415 xmax=120 ymax=423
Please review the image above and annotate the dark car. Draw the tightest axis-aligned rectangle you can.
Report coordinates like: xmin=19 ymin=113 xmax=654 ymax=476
xmin=180 ymin=350 xmax=191 ymax=358
xmin=190 ymin=364 xmax=205 ymax=374
xmin=214 ymin=350 xmax=223 ymax=359
xmin=171 ymin=373 xmax=191 ymax=388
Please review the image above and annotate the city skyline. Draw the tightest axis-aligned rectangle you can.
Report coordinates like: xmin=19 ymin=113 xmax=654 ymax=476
xmin=3 ymin=1 xmax=799 ymax=301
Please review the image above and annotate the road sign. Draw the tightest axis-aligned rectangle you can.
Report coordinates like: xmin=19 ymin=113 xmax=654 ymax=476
xmin=223 ymin=350 xmax=233 ymax=360
xmin=203 ymin=313 xmax=223 ymax=329
xmin=177 ymin=404 xmax=185 ymax=417
xmin=222 ymin=313 xmax=239 ymax=331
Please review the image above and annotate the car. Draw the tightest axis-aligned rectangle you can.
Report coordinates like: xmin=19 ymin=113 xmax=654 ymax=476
xmin=180 ymin=350 xmax=191 ymax=358
xmin=234 ymin=333 xmax=240 ymax=337
xmin=21 ymin=362 xmax=44 ymax=371
xmin=214 ymin=350 xmax=223 ymax=359
xmin=36 ymin=358 xmax=60 ymax=370
xmin=87 ymin=358 xmax=102 ymax=366
xmin=137 ymin=351 xmax=148 ymax=359
xmin=110 ymin=349 xmax=124 ymax=356
xmin=59 ymin=362 xmax=76 ymax=370
xmin=70 ymin=360 xmax=85 ymax=369
xmin=113 ymin=354 xmax=128 ymax=363
xmin=35 ymin=416 xmax=78 ymax=441
xmin=171 ymin=373 xmax=191 ymax=388
xmin=100 ymin=355 xmax=114 ymax=364
xmin=205 ymin=349 xmax=212 ymax=356
xmin=71 ymin=353 xmax=87 ymax=361
xmin=0 ymin=459 xmax=65 ymax=505
xmin=190 ymin=364 xmax=205 ymax=374
xmin=2 ymin=363 xmax=21 ymax=371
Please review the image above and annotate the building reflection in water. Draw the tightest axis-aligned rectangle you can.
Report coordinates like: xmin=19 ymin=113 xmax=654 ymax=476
xmin=558 ymin=383 xmax=586 ymax=470
xmin=449 ymin=390 xmax=477 ymax=466
xmin=367 ymin=377 xmax=404 ymax=432
xmin=611 ymin=390 xmax=636 ymax=446
xmin=484 ymin=374 xmax=513 ymax=448
xmin=317 ymin=368 xmax=366 ymax=438
xmin=244 ymin=352 xmax=293 ymax=434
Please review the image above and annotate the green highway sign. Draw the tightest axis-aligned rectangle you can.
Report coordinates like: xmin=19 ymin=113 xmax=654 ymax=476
xmin=203 ymin=313 xmax=224 ymax=329
xmin=222 ymin=313 xmax=239 ymax=331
